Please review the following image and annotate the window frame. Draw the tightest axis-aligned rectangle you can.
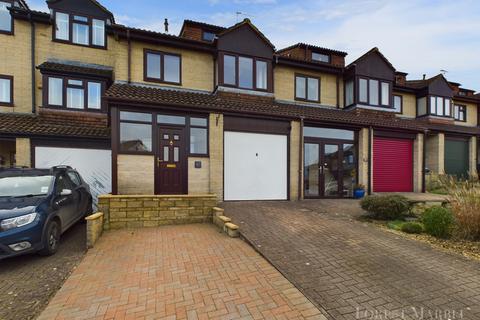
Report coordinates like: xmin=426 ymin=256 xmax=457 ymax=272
xmin=426 ymin=95 xmax=452 ymax=118
xmin=0 ymin=74 xmax=13 ymax=107
xmin=143 ymin=49 xmax=182 ymax=85
xmin=454 ymin=104 xmax=467 ymax=122
xmin=42 ymin=74 xmax=106 ymax=112
xmin=119 ymin=111 xmax=154 ymax=155
xmin=356 ymin=76 xmax=392 ymax=108
xmin=117 ymin=109 xmax=209 ymax=157
xmin=202 ymin=30 xmax=216 ymax=42
xmin=52 ymin=10 xmax=107 ymax=49
xmin=393 ymin=94 xmax=403 ymax=114
xmin=294 ymin=74 xmax=321 ymax=103
xmin=219 ymin=52 xmax=271 ymax=92
xmin=311 ymin=52 xmax=330 ymax=63
xmin=0 ymin=0 xmax=14 ymax=35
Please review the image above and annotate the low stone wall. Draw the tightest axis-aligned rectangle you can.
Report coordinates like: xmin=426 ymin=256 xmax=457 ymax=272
xmin=98 ymin=194 xmax=217 ymax=230
xmin=85 ymin=212 xmax=104 ymax=248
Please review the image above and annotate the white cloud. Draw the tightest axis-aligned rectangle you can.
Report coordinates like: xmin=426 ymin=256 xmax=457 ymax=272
xmin=226 ymin=0 xmax=480 ymax=89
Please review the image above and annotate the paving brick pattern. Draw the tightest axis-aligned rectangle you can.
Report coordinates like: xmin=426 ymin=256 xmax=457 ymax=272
xmin=0 ymin=222 xmax=86 ymax=320
xmin=39 ymin=224 xmax=326 ymax=320
xmin=225 ymin=200 xmax=480 ymax=320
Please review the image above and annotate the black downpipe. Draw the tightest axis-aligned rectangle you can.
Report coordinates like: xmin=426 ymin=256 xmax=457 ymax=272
xmin=30 ymin=13 xmax=36 ymax=113
xmin=298 ymin=117 xmax=304 ymax=200
xmin=368 ymin=126 xmax=372 ymax=195
xmin=127 ymin=29 xmax=131 ymax=83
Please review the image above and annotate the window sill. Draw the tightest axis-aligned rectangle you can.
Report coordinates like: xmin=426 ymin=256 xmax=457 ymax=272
xmin=52 ymin=39 xmax=107 ymax=50
xmin=216 ymin=85 xmax=274 ymax=97
xmin=350 ymin=104 xmax=398 ymax=113
xmin=144 ymin=77 xmax=182 ymax=86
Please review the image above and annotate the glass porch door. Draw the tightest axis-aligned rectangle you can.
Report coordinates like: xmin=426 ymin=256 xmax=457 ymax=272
xmin=304 ymin=141 xmax=356 ymax=198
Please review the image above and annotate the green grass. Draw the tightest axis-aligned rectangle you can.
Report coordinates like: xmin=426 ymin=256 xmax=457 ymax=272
xmin=387 ymin=220 xmax=405 ymax=231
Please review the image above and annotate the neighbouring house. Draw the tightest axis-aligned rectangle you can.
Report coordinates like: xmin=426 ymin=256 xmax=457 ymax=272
xmin=0 ymin=0 xmax=478 ymax=202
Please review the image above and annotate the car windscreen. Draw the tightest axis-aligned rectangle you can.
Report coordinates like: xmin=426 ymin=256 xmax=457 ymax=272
xmin=0 ymin=175 xmax=54 ymax=197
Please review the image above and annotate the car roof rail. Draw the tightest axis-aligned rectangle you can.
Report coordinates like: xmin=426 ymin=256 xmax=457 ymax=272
xmin=52 ymin=165 xmax=73 ymax=170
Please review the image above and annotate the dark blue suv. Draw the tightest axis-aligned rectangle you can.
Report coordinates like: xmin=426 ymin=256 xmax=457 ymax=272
xmin=0 ymin=166 xmax=92 ymax=259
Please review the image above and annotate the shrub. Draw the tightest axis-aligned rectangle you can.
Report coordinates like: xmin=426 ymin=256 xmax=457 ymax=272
xmin=401 ymin=222 xmax=423 ymax=234
xmin=387 ymin=220 xmax=404 ymax=231
xmin=422 ymin=206 xmax=454 ymax=238
xmin=360 ymin=195 xmax=411 ymax=220
xmin=449 ymin=181 xmax=480 ymax=240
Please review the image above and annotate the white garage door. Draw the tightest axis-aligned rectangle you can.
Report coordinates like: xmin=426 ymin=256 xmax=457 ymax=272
xmin=35 ymin=147 xmax=111 ymax=206
xmin=224 ymin=131 xmax=287 ymax=201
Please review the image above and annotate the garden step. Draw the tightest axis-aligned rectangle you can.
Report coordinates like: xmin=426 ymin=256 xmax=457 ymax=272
xmin=224 ymin=222 xmax=239 ymax=238
xmin=213 ymin=207 xmax=225 ymax=217
xmin=214 ymin=215 xmax=231 ymax=228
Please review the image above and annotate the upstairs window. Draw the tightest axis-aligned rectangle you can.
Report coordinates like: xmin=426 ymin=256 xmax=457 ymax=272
xmin=358 ymin=77 xmax=391 ymax=107
xmin=393 ymin=95 xmax=402 ymax=113
xmin=454 ymin=104 xmax=466 ymax=122
xmin=202 ymin=31 xmax=215 ymax=42
xmin=0 ymin=1 xmax=12 ymax=34
xmin=44 ymin=75 xmax=104 ymax=111
xmin=429 ymin=96 xmax=451 ymax=117
xmin=0 ymin=75 xmax=12 ymax=106
xmin=54 ymin=12 xmax=106 ymax=48
xmin=295 ymin=75 xmax=320 ymax=102
xmin=221 ymin=54 xmax=269 ymax=91
xmin=144 ymin=50 xmax=181 ymax=85
xmin=312 ymin=52 xmax=330 ymax=63
xmin=345 ymin=80 xmax=354 ymax=106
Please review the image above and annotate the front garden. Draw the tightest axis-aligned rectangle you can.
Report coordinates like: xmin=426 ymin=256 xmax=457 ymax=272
xmin=360 ymin=175 xmax=480 ymax=260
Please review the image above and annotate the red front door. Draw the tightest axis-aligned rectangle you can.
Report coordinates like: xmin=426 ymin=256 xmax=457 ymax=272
xmin=157 ymin=127 xmax=186 ymax=194
xmin=373 ymin=137 xmax=413 ymax=192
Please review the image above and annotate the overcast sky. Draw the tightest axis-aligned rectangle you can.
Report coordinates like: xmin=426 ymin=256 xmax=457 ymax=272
xmin=29 ymin=0 xmax=480 ymax=91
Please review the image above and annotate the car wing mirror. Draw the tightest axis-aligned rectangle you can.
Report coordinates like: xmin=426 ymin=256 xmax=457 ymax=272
xmin=60 ymin=189 xmax=72 ymax=196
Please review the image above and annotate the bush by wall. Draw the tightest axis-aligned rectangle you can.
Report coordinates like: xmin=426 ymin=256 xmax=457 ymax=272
xmin=422 ymin=206 xmax=454 ymax=238
xmin=360 ymin=195 xmax=411 ymax=220
xmin=449 ymin=181 xmax=480 ymax=240
xmin=401 ymin=222 xmax=423 ymax=234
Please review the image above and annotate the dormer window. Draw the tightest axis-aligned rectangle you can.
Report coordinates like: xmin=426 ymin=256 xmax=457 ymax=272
xmin=454 ymin=104 xmax=466 ymax=122
xmin=0 ymin=1 xmax=12 ymax=34
xmin=54 ymin=11 xmax=106 ymax=48
xmin=221 ymin=53 xmax=269 ymax=91
xmin=202 ymin=31 xmax=215 ymax=42
xmin=312 ymin=52 xmax=330 ymax=63
xmin=357 ymin=77 xmax=391 ymax=107
xmin=429 ymin=96 xmax=451 ymax=117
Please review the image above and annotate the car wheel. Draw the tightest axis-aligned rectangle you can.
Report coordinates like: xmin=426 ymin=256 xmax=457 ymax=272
xmin=39 ymin=220 xmax=60 ymax=256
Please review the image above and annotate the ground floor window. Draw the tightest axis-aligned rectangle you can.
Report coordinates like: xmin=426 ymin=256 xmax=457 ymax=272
xmin=303 ymin=127 xmax=356 ymax=198
xmin=117 ymin=110 xmax=209 ymax=156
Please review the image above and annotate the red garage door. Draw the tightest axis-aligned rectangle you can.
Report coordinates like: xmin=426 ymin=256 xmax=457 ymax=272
xmin=373 ymin=137 xmax=413 ymax=192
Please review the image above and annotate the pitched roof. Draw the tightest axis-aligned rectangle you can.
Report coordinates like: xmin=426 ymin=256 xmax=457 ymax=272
xmin=105 ymin=83 xmax=424 ymax=132
xmin=0 ymin=111 xmax=109 ymax=139
xmin=217 ymin=18 xmax=275 ymax=50
xmin=277 ymin=43 xmax=347 ymax=57
xmin=347 ymin=47 xmax=396 ymax=71
xmin=404 ymin=74 xmax=448 ymax=89
xmin=47 ymin=0 xmax=114 ymax=22
xmin=179 ymin=20 xmax=226 ymax=36
xmin=37 ymin=60 xmax=114 ymax=79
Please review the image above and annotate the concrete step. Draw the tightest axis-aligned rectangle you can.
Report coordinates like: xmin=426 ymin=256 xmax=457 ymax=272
xmin=214 ymin=215 xmax=231 ymax=228
xmin=213 ymin=207 xmax=225 ymax=217
xmin=224 ymin=222 xmax=239 ymax=238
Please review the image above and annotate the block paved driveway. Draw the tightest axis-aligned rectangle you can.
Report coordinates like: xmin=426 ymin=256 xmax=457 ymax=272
xmin=39 ymin=224 xmax=326 ymax=320
xmin=224 ymin=200 xmax=480 ymax=320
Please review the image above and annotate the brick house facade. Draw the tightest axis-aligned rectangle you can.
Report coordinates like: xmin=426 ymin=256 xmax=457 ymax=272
xmin=0 ymin=0 xmax=479 ymax=201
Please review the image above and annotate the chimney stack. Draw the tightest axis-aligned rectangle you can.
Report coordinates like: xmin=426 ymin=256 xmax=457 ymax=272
xmin=164 ymin=18 xmax=169 ymax=33
xmin=422 ymin=74 xmax=426 ymax=80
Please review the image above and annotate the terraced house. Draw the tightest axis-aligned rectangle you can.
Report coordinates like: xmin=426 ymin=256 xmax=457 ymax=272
xmin=0 ymin=0 xmax=479 ymax=202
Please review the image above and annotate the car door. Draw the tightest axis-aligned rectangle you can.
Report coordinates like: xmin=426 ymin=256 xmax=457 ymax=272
xmin=53 ymin=173 xmax=77 ymax=231
xmin=67 ymin=170 xmax=87 ymax=221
